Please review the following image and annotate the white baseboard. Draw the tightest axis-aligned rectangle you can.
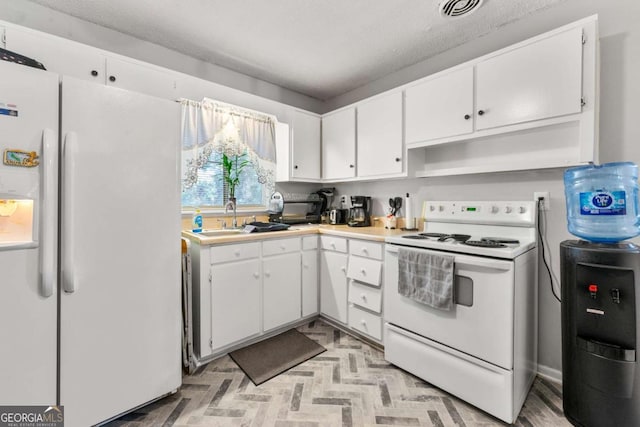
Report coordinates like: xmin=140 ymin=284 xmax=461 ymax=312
xmin=537 ymin=364 xmax=562 ymax=384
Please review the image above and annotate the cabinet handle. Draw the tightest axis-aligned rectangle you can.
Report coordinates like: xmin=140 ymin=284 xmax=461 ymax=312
xmin=464 ymin=114 xmax=471 ymax=120
xmin=477 ymin=110 xmax=485 ymax=116
xmin=253 ymin=272 xmax=260 ymax=279
xmin=90 ymin=70 xmax=99 ymax=77
xmin=280 ymin=245 xmax=286 ymax=250
xmin=234 ymin=250 xmax=241 ymax=257
xmin=294 ymin=165 xmax=299 ymax=169
xmin=360 ymin=268 xmax=366 ymax=275
xmin=361 ymin=294 xmax=367 ymax=301
xmin=360 ymin=320 xmax=367 ymax=327
xmin=340 ymin=266 xmax=346 ymax=272
xmin=303 ymin=263 xmax=309 ymax=269
xmin=349 ymin=164 xmax=355 ymax=168
xmin=395 ymin=157 xmax=401 ymax=162
xmin=265 ymin=271 xmax=271 ymax=278
xmin=361 ymin=248 xmax=368 ymax=254
xmin=109 ymin=75 xmax=116 ymax=82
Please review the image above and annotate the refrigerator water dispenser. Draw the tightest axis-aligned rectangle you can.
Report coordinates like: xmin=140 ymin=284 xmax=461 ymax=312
xmin=0 ymin=197 xmax=35 ymax=246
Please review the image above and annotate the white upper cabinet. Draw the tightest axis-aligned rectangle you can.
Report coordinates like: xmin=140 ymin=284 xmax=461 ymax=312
xmin=475 ymin=27 xmax=583 ymax=131
xmin=357 ymin=91 xmax=403 ymax=177
xmin=4 ymin=26 xmax=105 ymax=83
xmin=291 ymin=110 xmax=321 ymax=180
xmin=405 ymin=67 xmax=474 ymax=144
xmin=105 ymin=57 xmax=177 ymax=100
xmin=4 ymin=26 xmax=177 ymax=100
xmin=322 ymin=107 xmax=356 ymax=180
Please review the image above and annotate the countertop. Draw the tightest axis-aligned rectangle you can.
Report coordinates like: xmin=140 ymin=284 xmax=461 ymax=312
xmin=181 ymin=223 xmax=412 ymax=245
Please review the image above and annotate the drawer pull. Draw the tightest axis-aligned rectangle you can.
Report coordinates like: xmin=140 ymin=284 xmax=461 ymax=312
xmin=361 ymin=248 xmax=368 ymax=254
xmin=234 ymin=250 xmax=241 ymax=257
xmin=253 ymin=272 xmax=260 ymax=279
xmin=330 ymin=242 xmax=336 ymax=248
xmin=360 ymin=268 xmax=366 ymax=275
xmin=361 ymin=294 xmax=367 ymax=301
xmin=280 ymin=245 xmax=286 ymax=250
xmin=360 ymin=320 xmax=367 ymax=327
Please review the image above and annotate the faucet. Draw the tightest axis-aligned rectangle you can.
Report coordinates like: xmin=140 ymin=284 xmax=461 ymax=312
xmin=224 ymin=199 xmax=238 ymax=228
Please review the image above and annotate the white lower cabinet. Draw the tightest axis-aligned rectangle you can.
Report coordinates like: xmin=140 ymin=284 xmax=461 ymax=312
xmin=320 ymin=245 xmax=349 ymax=323
xmin=263 ymin=252 xmax=301 ymax=331
xmin=302 ymin=236 xmax=319 ymax=317
xmin=211 ymin=258 xmax=261 ymax=351
xmin=193 ymin=236 xmax=318 ymax=360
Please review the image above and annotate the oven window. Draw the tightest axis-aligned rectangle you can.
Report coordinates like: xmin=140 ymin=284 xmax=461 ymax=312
xmin=454 ymin=275 xmax=473 ymax=307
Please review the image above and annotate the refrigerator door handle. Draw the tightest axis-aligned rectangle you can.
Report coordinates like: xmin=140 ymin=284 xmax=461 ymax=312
xmin=62 ymin=132 xmax=78 ymax=293
xmin=40 ymin=129 xmax=57 ymax=298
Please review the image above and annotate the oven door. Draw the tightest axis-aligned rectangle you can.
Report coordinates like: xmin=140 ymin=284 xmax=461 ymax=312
xmin=384 ymin=244 xmax=515 ymax=369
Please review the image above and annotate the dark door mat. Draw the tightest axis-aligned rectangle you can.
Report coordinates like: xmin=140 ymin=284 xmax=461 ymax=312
xmin=229 ymin=328 xmax=326 ymax=385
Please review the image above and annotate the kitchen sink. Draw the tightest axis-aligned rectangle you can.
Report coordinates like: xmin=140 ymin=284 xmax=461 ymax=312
xmin=197 ymin=229 xmax=244 ymax=237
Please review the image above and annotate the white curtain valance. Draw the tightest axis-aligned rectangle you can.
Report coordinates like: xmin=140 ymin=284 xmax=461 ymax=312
xmin=180 ymin=98 xmax=277 ymax=162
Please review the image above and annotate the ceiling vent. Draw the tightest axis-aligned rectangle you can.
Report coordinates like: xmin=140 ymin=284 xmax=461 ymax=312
xmin=439 ymin=0 xmax=484 ymax=18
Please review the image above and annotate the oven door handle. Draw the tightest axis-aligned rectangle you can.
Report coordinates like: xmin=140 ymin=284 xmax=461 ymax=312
xmin=386 ymin=244 xmax=512 ymax=272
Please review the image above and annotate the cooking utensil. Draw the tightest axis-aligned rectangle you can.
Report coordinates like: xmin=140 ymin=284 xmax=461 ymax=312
xmin=394 ymin=197 xmax=402 ymax=215
xmin=389 ymin=198 xmax=399 ymax=215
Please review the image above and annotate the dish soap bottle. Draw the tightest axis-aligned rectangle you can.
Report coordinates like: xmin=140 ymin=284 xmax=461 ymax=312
xmin=192 ymin=208 xmax=203 ymax=233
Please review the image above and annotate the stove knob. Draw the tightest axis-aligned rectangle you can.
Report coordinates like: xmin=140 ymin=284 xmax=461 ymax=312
xmin=439 ymin=205 xmax=445 ymax=212
xmin=491 ymin=205 xmax=499 ymax=214
xmin=519 ymin=206 xmax=527 ymax=214
xmin=429 ymin=205 xmax=435 ymax=212
xmin=504 ymin=206 xmax=513 ymax=214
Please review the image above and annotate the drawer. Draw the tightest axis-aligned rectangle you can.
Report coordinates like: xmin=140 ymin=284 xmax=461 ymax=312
xmin=302 ymin=235 xmax=318 ymax=250
xmin=263 ymin=237 xmax=301 ymax=256
xmin=348 ymin=304 xmax=382 ymax=341
xmin=320 ymin=235 xmax=348 ymax=253
xmin=348 ymin=280 xmax=382 ymax=313
xmin=347 ymin=255 xmax=382 ymax=287
xmin=349 ymin=240 xmax=383 ymax=260
xmin=210 ymin=242 xmax=260 ymax=264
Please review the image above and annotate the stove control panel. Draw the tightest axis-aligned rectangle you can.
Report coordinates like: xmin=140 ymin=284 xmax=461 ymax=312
xmin=423 ymin=201 xmax=536 ymax=226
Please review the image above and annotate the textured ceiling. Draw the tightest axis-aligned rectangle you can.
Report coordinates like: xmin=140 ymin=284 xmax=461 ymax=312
xmin=27 ymin=0 xmax=566 ymax=101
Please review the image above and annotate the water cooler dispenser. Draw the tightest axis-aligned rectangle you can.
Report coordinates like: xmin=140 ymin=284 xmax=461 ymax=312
xmin=560 ymin=240 xmax=640 ymax=426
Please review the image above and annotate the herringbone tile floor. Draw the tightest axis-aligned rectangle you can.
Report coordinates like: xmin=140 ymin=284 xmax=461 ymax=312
xmin=106 ymin=320 xmax=570 ymax=426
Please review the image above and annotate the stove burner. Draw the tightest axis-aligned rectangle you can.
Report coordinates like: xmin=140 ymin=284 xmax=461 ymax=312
xmin=481 ymin=237 xmax=520 ymax=244
xmin=438 ymin=234 xmax=471 ymax=242
xmin=464 ymin=240 xmax=508 ymax=248
xmin=419 ymin=233 xmax=448 ymax=238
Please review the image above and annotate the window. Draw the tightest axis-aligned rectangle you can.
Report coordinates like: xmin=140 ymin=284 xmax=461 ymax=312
xmin=180 ymin=98 xmax=277 ymax=211
xmin=181 ymin=152 xmax=264 ymax=208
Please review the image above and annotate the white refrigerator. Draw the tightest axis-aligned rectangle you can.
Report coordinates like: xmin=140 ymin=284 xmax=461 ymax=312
xmin=0 ymin=60 xmax=182 ymax=426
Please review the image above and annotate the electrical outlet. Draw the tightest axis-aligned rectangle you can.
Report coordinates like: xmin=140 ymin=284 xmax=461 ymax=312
xmin=534 ymin=191 xmax=550 ymax=210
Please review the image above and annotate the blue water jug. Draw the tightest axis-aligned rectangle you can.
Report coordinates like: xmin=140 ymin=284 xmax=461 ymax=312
xmin=564 ymin=162 xmax=640 ymax=243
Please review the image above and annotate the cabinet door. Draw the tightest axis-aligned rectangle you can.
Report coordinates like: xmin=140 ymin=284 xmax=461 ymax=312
xmin=357 ymin=91 xmax=403 ymax=177
xmin=5 ymin=26 xmax=105 ymax=84
xmin=263 ymin=252 xmax=302 ymax=331
xmin=105 ymin=57 xmax=178 ymax=100
xmin=405 ymin=66 xmax=474 ymax=144
xmin=475 ymin=27 xmax=583 ymax=130
xmin=291 ymin=110 xmax=321 ymax=180
xmin=302 ymin=250 xmax=319 ymax=317
xmin=211 ymin=259 xmax=261 ymax=350
xmin=320 ymin=250 xmax=348 ymax=323
xmin=322 ymin=108 xmax=356 ymax=180
xmin=275 ymin=121 xmax=291 ymax=182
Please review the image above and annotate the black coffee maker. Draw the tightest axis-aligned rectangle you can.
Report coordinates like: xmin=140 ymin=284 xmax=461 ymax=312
xmin=348 ymin=196 xmax=372 ymax=227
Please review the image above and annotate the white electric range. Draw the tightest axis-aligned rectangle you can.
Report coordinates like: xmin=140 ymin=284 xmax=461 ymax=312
xmin=384 ymin=201 xmax=538 ymax=424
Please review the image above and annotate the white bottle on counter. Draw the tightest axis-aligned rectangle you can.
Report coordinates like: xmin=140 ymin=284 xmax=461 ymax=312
xmin=192 ymin=208 xmax=203 ymax=233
